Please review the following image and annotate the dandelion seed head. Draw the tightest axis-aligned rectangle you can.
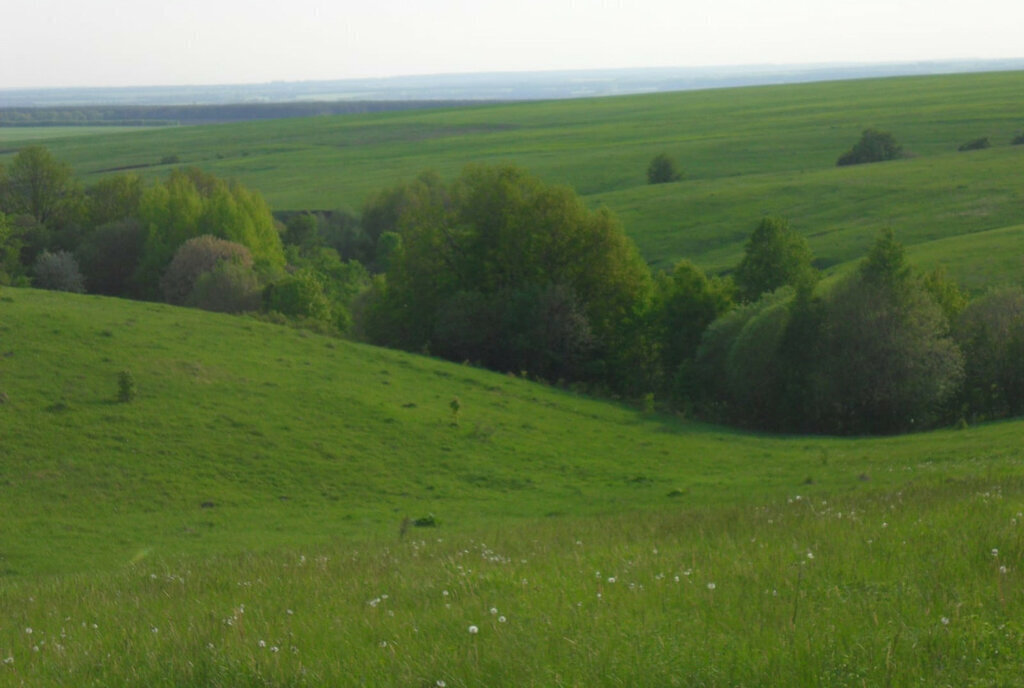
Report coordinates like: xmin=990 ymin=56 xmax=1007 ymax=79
xmin=468 ymin=625 xmax=479 ymax=634
xmin=607 ymin=576 xmax=616 ymax=584
xmin=1000 ymin=565 xmax=1008 ymax=574
xmin=941 ymin=616 xmax=950 ymax=625
xmin=707 ymin=582 xmax=716 ymax=590
xmin=992 ymin=548 xmax=999 ymax=558
xmin=498 ymin=615 xmax=507 ymax=623
xmin=490 ymin=607 xmax=498 ymax=615
xmin=807 ymin=552 xmax=814 ymax=560
xmin=258 ymin=640 xmax=266 ymax=648
xmin=437 ymin=681 xmax=447 ymax=687
xmin=2 ymin=657 xmax=13 ymax=665
xmin=24 ymin=628 xmax=32 ymax=635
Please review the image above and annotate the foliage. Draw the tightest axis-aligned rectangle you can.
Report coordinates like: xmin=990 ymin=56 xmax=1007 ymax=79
xmin=365 ymin=165 xmax=651 ymax=388
xmin=957 ymin=137 xmax=990 ymax=151
xmin=0 ymin=145 xmax=80 ymax=226
xmin=86 ymin=173 xmax=144 ymax=227
xmin=190 ymin=261 xmax=263 ymax=314
xmin=733 ymin=216 xmax=816 ymax=302
xmin=812 ymin=230 xmax=963 ymax=434
xmin=263 ymin=269 xmax=332 ymax=323
xmin=836 ymin=129 xmax=904 ymax=166
xmin=0 ymin=210 xmax=23 ymax=284
xmin=135 ymin=168 xmax=284 ymax=298
xmin=75 ymin=219 xmax=146 ymax=297
xmin=160 ymin=235 xmax=253 ymax=305
xmin=954 ymin=285 xmax=1024 ymax=421
xmin=31 ymin=249 xmax=86 ymax=293
xmin=648 ymin=260 xmax=733 ymax=402
xmin=646 ymin=153 xmax=682 ymax=184
xmin=1013 ymin=132 xmax=1024 ymax=145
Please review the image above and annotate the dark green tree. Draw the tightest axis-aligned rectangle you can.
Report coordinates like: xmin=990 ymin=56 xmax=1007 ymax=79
xmin=647 ymin=153 xmax=682 ymax=184
xmin=733 ymin=217 xmax=816 ymax=302
xmin=954 ymin=286 xmax=1024 ymax=420
xmin=0 ymin=146 xmax=79 ymax=226
xmin=836 ymin=129 xmax=905 ymax=166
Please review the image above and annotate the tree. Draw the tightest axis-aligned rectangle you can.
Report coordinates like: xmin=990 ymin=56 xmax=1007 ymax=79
xmin=32 ymin=250 xmax=85 ymax=293
xmin=0 ymin=146 xmax=78 ymax=226
xmin=264 ymin=269 xmax=332 ymax=323
xmin=86 ymin=173 xmax=144 ymax=227
xmin=733 ymin=217 xmax=816 ymax=302
xmin=813 ymin=230 xmax=963 ymax=434
xmin=364 ymin=164 xmax=651 ymax=387
xmin=135 ymin=168 xmax=284 ymax=298
xmin=647 ymin=153 xmax=682 ymax=184
xmin=160 ymin=235 xmax=253 ymax=305
xmin=0 ymin=211 xmax=23 ymax=284
xmin=836 ymin=129 xmax=904 ymax=166
xmin=190 ymin=261 xmax=262 ymax=314
xmin=954 ymin=286 xmax=1024 ymax=420
xmin=76 ymin=219 xmax=146 ymax=296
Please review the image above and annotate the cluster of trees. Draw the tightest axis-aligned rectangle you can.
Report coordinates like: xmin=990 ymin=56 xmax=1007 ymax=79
xmin=4 ymin=146 xmax=1023 ymax=435
xmin=0 ymin=146 xmax=365 ymax=330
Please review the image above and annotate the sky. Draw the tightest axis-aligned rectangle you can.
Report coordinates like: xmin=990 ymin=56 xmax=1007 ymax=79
xmin=3 ymin=0 xmax=1023 ymax=89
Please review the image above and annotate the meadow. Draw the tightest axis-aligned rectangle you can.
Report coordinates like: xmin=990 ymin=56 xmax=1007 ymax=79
xmin=2 ymin=288 xmax=1024 ymax=685
xmin=7 ymin=70 xmax=1024 ymax=276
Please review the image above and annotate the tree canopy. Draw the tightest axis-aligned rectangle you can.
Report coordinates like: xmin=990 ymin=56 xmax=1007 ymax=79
xmin=733 ymin=217 xmax=815 ymax=302
xmin=836 ymin=129 xmax=905 ymax=166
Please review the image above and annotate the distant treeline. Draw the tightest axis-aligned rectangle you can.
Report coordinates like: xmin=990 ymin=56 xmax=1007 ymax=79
xmin=0 ymin=101 xmax=500 ymax=127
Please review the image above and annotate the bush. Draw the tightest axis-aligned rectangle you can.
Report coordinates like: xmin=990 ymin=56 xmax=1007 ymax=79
xmin=958 ymin=137 xmax=990 ymax=152
xmin=263 ymin=269 xmax=332 ymax=322
xmin=190 ymin=261 xmax=262 ymax=313
xmin=647 ymin=154 xmax=682 ymax=184
xmin=76 ymin=219 xmax=145 ymax=296
xmin=160 ymin=235 xmax=253 ymax=305
xmin=954 ymin=286 xmax=1024 ymax=420
xmin=117 ymin=370 xmax=137 ymax=403
xmin=836 ymin=129 xmax=904 ymax=166
xmin=32 ymin=250 xmax=85 ymax=293
xmin=1012 ymin=133 xmax=1024 ymax=145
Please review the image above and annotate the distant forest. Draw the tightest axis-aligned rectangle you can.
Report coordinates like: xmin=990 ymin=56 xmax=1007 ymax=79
xmin=0 ymin=101 xmax=500 ymax=127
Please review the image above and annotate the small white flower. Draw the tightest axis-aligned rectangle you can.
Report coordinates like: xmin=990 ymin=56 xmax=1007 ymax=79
xmin=207 ymin=642 xmax=214 ymax=650
xmin=1000 ymin=565 xmax=1008 ymax=574
xmin=807 ymin=552 xmax=814 ymax=560
xmin=32 ymin=646 xmax=39 ymax=653
xmin=498 ymin=615 xmax=507 ymax=623
xmin=992 ymin=548 xmax=999 ymax=558
xmin=489 ymin=607 xmax=498 ymax=615
xmin=442 ymin=590 xmax=449 ymax=597
xmin=379 ymin=640 xmax=388 ymax=648
xmin=151 ymin=627 xmax=158 ymax=634
xmin=258 ymin=640 xmax=266 ymax=648
xmin=3 ymin=657 xmax=13 ymax=665
xmin=707 ymin=582 xmax=716 ymax=590
xmin=941 ymin=616 xmax=950 ymax=625
xmin=607 ymin=577 xmax=616 ymax=584
xmin=437 ymin=681 xmax=447 ymax=687
xmin=468 ymin=625 xmax=479 ymax=634
xmin=271 ymin=646 xmax=279 ymax=653
xmin=24 ymin=628 xmax=32 ymax=635
xmin=286 ymin=609 xmax=294 ymax=615
xmin=881 ymin=522 xmax=888 ymax=528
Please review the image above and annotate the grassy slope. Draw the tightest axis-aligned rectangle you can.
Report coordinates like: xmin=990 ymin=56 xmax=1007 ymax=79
xmin=8 ymin=71 xmax=1024 ymax=277
xmin=2 ymin=290 xmax=1024 ymax=685
xmin=1 ymin=288 xmax=1021 ymax=579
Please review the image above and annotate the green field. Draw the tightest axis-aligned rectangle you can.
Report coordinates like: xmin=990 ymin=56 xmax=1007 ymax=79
xmin=2 ymin=288 xmax=1024 ymax=685
xmin=0 ymin=126 xmax=165 ymax=143
xmin=8 ymin=70 xmax=1024 ymax=277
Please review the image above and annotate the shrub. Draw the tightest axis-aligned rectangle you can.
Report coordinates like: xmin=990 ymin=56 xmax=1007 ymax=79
xmin=647 ymin=153 xmax=682 ymax=184
xmin=117 ymin=370 xmax=137 ymax=403
xmin=958 ymin=137 xmax=990 ymax=152
xmin=76 ymin=219 xmax=145 ymax=296
xmin=190 ymin=261 xmax=262 ymax=313
xmin=263 ymin=269 xmax=332 ymax=322
xmin=1012 ymin=133 xmax=1024 ymax=145
xmin=836 ymin=129 xmax=904 ymax=166
xmin=32 ymin=250 xmax=85 ymax=293
xmin=954 ymin=286 xmax=1024 ymax=420
xmin=160 ymin=235 xmax=253 ymax=305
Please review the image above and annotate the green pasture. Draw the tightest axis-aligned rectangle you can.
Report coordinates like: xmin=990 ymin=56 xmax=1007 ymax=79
xmin=1 ymin=289 xmax=1023 ymax=685
xmin=0 ymin=126 xmax=163 ymax=144
xmin=9 ymin=70 xmax=1023 ymax=279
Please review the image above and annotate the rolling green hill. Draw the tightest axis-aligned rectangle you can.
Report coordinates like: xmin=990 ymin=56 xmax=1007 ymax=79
xmin=6 ymin=70 xmax=1024 ymax=278
xmin=3 ymin=288 xmax=1024 ymax=685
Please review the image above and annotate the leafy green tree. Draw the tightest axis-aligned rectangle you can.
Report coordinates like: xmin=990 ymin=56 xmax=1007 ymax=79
xmin=954 ymin=286 xmax=1024 ymax=420
xmin=647 ymin=153 xmax=682 ymax=184
xmin=190 ymin=261 xmax=262 ymax=314
xmin=836 ymin=129 xmax=905 ymax=166
xmin=86 ymin=173 xmax=144 ymax=227
xmin=264 ymin=269 xmax=332 ymax=323
xmin=813 ymin=230 xmax=963 ymax=433
xmin=75 ymin=219 xmax=146 ymax=297
xmin=649 ymin=260 xmax=733 ymax=401
xmin=0 ymin=211 xmax=24 ymax=284
xmin=364 ymin=165 xmax=651 ymax=387
xmin=733 ymin=217 xmax=816 ymax=302
xmin=0 ymin=146 xmax=79 ymax=226
xmin=135 ymin=168 xmax=284 ymax=297
xmin=160 ymin=235 xmax=253 ymax=305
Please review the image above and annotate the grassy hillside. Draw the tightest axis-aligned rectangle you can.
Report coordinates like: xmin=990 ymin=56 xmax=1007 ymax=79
xmin=7 ymin=70 xmax=1024 ymax=277
xmin=2 ymin=289 xmax=1024 ymax=685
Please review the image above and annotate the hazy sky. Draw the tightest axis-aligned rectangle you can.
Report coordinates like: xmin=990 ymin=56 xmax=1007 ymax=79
xmin=3 ymin=0 xmax=1023 ymax=89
